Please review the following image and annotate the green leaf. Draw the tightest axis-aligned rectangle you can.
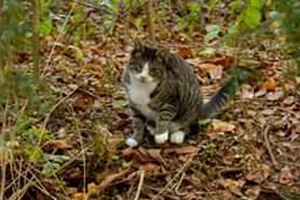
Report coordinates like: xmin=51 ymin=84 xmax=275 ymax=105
xmin=187 ymin=2 xmax=198 ymax=13
xmin=112 ymin=100 xmax=128 ymax=109
xmin=269 ymin=11 xmax=281 ymax=20
xmin=40 ymin=18 xmax=53 ymax=37
xmin=250 ymin=0 xmax=264 ymax=9
xmin=209 ymin=0 xmax=219 ymax=9
xmin=244 ymin=7 xmax=261 ymax=29
xmin=204 ymin=24 xmax=221 ymax=42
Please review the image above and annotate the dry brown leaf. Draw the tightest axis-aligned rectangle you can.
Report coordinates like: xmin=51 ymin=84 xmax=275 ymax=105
xmin=217 ymin=179 xmax=245 ymax=196
xmin=210 ymin=120 xmax=236 ymax=133
xmin=266 ymin=91 xmax=284 ymax=101
xmin=283 ymin=96 xmax=295 ymax=106
xmin=262 ymin=181 xmax=277 ymax=191
xmin=246 ymin=164 xmax=271 ymax=184
xmin=71 ymin=193 xmax=84 ymax=200
xmin=218 ymin=190 xmax=233 ymax=200
xmin=178 ymin=47 xmax=193 ymax=58
xmin=140 ymin=163 xmax=161 ymax=175
xmin=87 ymin=182 xmax=99 ymax=197
xmin=262 ymin=77 xmax=276 ymax=91
xmin=99 ymin=169 xmax=131 ymax=191
xmin=199 ymin=63 xmax=223 ymax=80
xmin=210 ymin=56 xmax=234 ymax=68
xmin=176 ymin=145 xmax=199 ymax=155
xmin=245 ymin=185 xmax=261 ymax=200
xmin=240 ymin=85 xmax=254 ymax=99
xmin=43 ymin=139 xmax=72 ymax=150
xmin=122 ymin=149 xmax=150 ymax=163
xmin=279 ymin=166 xmax=293 ymax=186
xmin=255 ymin=89 xmax=267 ymax=97
xmin=147 ymin=149 xmax=167 ymax=166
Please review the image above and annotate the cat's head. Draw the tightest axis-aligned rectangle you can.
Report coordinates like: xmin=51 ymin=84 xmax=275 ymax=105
xmin=127 ymin=40 xmax=169 ymax=83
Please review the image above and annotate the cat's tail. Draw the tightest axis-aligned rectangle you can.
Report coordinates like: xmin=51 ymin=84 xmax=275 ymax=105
xmin=201 ymin=68 xmax=251 ymax=119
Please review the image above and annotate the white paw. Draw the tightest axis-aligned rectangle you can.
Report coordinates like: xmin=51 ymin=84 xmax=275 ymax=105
xmin=170 ymin=131 xmax=185 ymax=144
xmin=154 ymin=131 xmax=169 ymax=144
xmin=125 ymin=137 xmax=138 ymax=147
xmin=146 ymin=125 xmax=155 ymax=135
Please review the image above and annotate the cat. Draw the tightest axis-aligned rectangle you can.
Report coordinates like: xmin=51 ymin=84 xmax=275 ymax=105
xmin=122 ymin=40 xmax=249 ymax=147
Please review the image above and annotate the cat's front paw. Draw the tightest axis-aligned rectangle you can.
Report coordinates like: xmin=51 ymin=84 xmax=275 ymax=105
xmin=154 ymin=131 xmax=169 ymax=144
xmin=170 ymin=131 xmax=185 ymax=144
xmin=125 ymin=137 xmax=139 ymax=147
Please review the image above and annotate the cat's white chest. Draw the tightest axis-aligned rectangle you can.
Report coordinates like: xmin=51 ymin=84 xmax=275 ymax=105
xmin=126 ymin=76 xmax=158 ymax=119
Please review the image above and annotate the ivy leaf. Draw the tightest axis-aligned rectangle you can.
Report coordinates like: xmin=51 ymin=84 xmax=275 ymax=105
xmin=244 ymin=7 xmax=261 ymax=29
xmin=204 ymin=24 xmax=221 ymax=42
xmin=40 ymin=18 xmax=53 ymax=37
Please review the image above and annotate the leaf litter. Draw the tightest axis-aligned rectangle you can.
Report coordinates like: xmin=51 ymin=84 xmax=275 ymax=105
xmin=6 ymin=2 xmax=300 ymax=200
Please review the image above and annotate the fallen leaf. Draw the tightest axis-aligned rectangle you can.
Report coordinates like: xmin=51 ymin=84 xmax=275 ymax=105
xmin=87 ymin=182 xmax=99 ymax=198
xmin=178 ymin=47 xmax=193 ymax=58
xmin=283 ymin=96 xmax=295 ymax=106
xmin=122 ymin=149 xmax=150 ymax=163
xmin=266 ymin=91 xmax=284 ymax=101
xmin=167 ymin=145 xmax=199 ymax=155
xmin=210 ymin=119 xmax=236 ymax=133
xmin=99 ymin=169 xmax=132 ymax=191
xmin=240 ymin=86 xmax=254 ymax=99
xmin=261 ymin=109 xmax=275 ymax=115
xmin=147 ymin=149 xmax=167 ymax=166
xmin=262 ymin=181 xmax=277 ymax=191
xmin=199 ymin=63 xmax=223 ymax=80
xmin=245 ymin=185 xmax=261 ymax=200
xmin=217 ymin=179 xmax=245 ymax=196
xmin=218 ymin=190 xmax=233 ymax=200
xmin=279 ymin=166 xmax=293 ymax=186
xmin=262 ymin=77 xmax=276 ymax=91
xmin=255 ymin=89 xmax=267 ymax=97
xmin=186 ymin=57 xmax=204 ymax=67
xmin=43 ymin=139 xmax=72 ymax=150
xmin=71 ymin=193 xmax=84 ymax=200
xmin=210 ymin=56 xmax=234 ymax=68
xmin=140 ymin=163 xmax=161 ymax=175
xmin=246 ymin=164 xmax=271 ymax=184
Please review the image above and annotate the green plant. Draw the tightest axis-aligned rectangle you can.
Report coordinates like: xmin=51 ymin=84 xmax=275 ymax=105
xmin=205 ymin=143 xmax=217 ymax=157
xmin=226 ymin=0 xmax=264 ymax=39
xmin=271 ymin=0 xmax=300 ymax=83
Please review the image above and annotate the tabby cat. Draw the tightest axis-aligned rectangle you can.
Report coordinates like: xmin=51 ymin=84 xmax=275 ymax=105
xmin=122 ymin=40 xmax=249 ymax=147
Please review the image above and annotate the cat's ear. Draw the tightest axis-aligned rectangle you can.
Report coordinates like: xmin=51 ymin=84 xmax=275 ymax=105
xmin=133 ymin=39 xmax=143 ymax=51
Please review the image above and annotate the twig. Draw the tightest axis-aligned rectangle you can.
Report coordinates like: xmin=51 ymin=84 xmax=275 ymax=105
xmin=0 ymin=97 xmax=9 ymax=200
xmin=174 ymin=172 xmax=187 ymax=196
xmin=74 ymin=118 xmax=87 ymax=200
xmin=39 ymin=82 xmax=83 ymax=145
xmin=42 ymin=1 xmax=78 ymax=77
xmin=152 ymin=154 xmax=196 ymax=200
xmin=134 ymin=170 xmax=145 ymax=200
xmin=263 ymin=125 xmax=279 ymax=170
xmin=146 ymin=0 xmax=155 ymax=42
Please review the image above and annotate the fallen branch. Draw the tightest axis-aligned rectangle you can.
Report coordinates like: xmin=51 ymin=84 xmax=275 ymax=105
xmin=134 ymin=170 xmax=145 ymax=200
xmin=263 ymin=125 xmax=279 ymax=170
xmin=152 ymin=154 xmax=196 ymax=200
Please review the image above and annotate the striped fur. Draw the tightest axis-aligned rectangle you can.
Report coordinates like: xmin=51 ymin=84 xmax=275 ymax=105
xmin=123 ymin=40 xmax=249 ymax=147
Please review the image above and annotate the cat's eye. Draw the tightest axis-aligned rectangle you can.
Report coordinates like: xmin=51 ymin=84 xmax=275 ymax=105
xmin=150 ymin=68 xmax=162 ymax=76
xmin=131 ymin=65 xmax=142 ymax=72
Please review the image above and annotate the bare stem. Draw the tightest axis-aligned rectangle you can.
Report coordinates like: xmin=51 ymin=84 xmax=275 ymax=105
xmin=31 ymin=0 xmax=40 ymax=77
xmin=146 ymin=0 xmax=155 ymax=42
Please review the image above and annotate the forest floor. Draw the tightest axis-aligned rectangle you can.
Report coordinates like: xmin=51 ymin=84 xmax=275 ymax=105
xmin=2 ymin=2 xmax=300 ymax=200
xmin=40 ymin=30 xmax=300 ymax=200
